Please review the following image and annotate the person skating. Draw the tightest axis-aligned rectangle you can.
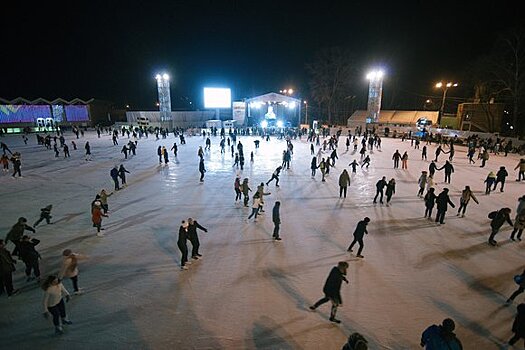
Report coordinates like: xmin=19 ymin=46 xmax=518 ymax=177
xmin=420 ymin=318 xmax=462 ymax=350
xmin=187 ymin=218 xmax=208 ymax=259
xmin=310 ymin=143 xmax=315 ymax=155
xmin=361 ymin=156 xmax=371 ymax=169
xmin=515 ymin=159 xmax=525 ymax=181
xmin=347 ymin=217 xmax=370 ymax=258
xmin=272 ymin=201 xmax=281 ymax=241
xmin=494 ymin=166 xmax=508 ymax=192
xmin=342 ymin=333 xmax=368 ymax=350
xmin=59 ymin=249 xmax=86 ymax=295
xmin=5 ymin=217 xmax=35 ymax=257
xmin=248 ymin=193 xmax=261 ymax=222
xmin=508 ymin=304 xmax=525 ymax=347
xmin=19 ymin=235 xmax=41 ymax=282
xmin=510 ymin=209 xmax=525 ymax=241
xmin=311 ymin=157 xmax=317 ymax=177
xmin=421 ymin=145 xmax=427 ymax=160
xmin=435 ymin=188 xmax=455 ymax=224
xmin=199 ymin=157 xmax=206 ymax=182
xmin=507 ymin=269 xmax=525 ymax=303
xmin=63 ymin=144 xmax=70 ymax=158
xmin=456 ymin=186 xmax=479 ymax=217
xmin=385 ymin=178 xmax=396 ymax=205
xmin=0 ymin=239 xmax=19 ymax=297
xmin=434 ymin=145 xmax=444 ymax=162
xmin=162 ymin=146 xmax=169 ymax=164
xmin=480 ymin=149 xmax=489 ymax=168
xmin=309 ymin=261 xmax=349 ymax=323
xmin=437 ymin=160 xmax=454 ymax=184
xmin=157 ymin=146 xmax=162 ymax=163
xmin=1 ymin=154 xmax=9 ymax=172
xmin=42 ymin=275 xmax=72 ymax=335
xmin=266 ymin=166 xmax=282 ymax=187
xmin=424 ymin=188 xmax=437 ymax=219
xmin=10 ymin=153 xmax=22 ymax=177
xmin=256 ymin=183 xmax=271 ymax=212
xmin=121 ymin=145 xmax=128 ymax=159
xmin=392 ymin=150 xmax=401 ymax=168
xmin=99 ymin=189 xmax=113 ymax=214
xmin=484 ymin=171 xmax=496 ymax=195
xmin=34 ymin=205 xmax=53 ymax=227
xmin=401 ymin=151 xmax=408 ymax=170
xmin=178 ymin=221 xmax=190 ymax=270
xmin=373 ymin=176 xmax=387 ymax=204
xmin=488 ymin=207 xmax=513 ymax=246
xmin=242 ymin=178 xmax=251 ymax=207
xmin=118 ymin=164 xmax=130 ymax=186
xmin=233 ymin=153 xmax=239 ymax=167
xmin=84 ymin=141 xmax=91 ymax=161
xmin=319 ymin=158 xmax=327 ymax=182
xmin=110 ymin=166 xmax=120 ymax=191
xmin=417 ymin=171 xmax=428 ymax=197
xmin=339 ymin=169 xmax=351 ymax=198
xmin=234 ymin=176 xmax=242 ymax=202
xmin=91 ymin=201 xmax=108 ymax=236
xmin=0 ymin=141 xmax=12 ymax=155
xmin=171 ymin=142 xmax=178 ymax=157
xmin=429 ymin=160 xmax=438 ymax=178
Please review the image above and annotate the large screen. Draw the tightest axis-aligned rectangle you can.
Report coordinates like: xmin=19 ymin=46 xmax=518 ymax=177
xmin=204 ymin=87 xmax=231 ymax=109
xmin=65 ymin=105 xmax=89 ymax=122
xmin=0 ymin=105 xmax=52 ymax=124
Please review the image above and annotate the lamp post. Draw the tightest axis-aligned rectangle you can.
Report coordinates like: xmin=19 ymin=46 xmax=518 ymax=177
xmin=435 ymin=81 xmax=458 ymax=125
xmin=303 ymin=100 xmax=308 ymax=126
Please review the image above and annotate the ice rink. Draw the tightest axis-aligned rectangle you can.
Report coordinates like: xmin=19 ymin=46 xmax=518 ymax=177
xmin=1 ymin=130 xmax=524 ymax=349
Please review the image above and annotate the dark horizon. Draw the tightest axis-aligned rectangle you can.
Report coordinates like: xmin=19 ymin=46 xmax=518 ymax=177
xmin=1 ymin=1 xmax=520 ymax=112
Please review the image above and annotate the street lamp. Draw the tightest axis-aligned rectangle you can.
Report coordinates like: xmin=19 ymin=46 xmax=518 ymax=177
xmin=435 ymin=81 xmax=458 ymax=125
xmin=303 ymin=100 xmax=308 ymax=125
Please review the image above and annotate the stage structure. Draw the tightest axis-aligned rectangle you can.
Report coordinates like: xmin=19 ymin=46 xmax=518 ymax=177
xmin=245 ymin=92 xmax=301 ymax=127
xmin=155 ymin=74 xmax=172 ymax=124
xmin=366 ymin=70 xmax=384 ymax=124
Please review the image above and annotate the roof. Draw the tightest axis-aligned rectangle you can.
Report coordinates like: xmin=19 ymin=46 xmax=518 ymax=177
xmin=245 ymin=92 xmax=301 ymax=104
xmin=347 ymin=110 xmax=439 ymax=125
xmin=0 ymin=97 xmax=94 ymax=105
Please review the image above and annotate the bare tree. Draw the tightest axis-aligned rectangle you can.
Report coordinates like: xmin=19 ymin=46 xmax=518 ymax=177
xmin=306 ymin=47 xmax=358 ymax=124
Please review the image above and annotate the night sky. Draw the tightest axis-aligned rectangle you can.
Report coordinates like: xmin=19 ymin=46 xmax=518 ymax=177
xmin=1 ymin=1 xmax=519 ymax=111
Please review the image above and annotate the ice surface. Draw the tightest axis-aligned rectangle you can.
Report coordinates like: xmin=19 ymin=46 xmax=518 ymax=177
xmin=0 ymin=131 xmax=524 ymax=349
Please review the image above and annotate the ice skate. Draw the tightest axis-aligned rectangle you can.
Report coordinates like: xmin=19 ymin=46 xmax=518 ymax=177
xmin=329 ymin=317 xmax=341 ymax=323
xmin=55 ymin=326 xmax=64 ymax=335
xmin=62 ymin=319 xmax=73 ymax=325
xmin=181 ymin=265 xmax=188 ymax=270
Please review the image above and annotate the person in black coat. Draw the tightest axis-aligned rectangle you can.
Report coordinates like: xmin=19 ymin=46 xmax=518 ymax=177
xmin=187 ymin=218 xmax=208 ymax=259
xmin=347 ymin=217 xmax=370 ymax=258
xmin=435 ymin=188 xmax=455 ymax=224
xmin=438 ymin=161 xmax=454 ymax=184
xmin=110 ymin=166 xmax=120 ymax=191
xmin=424 ymin=188 xmax=437 ymax=218
xmin=178 ymin=221 xmax=190 ymax=270
xmin=118 ymin=164 xmax=130 ymax=186
xmin=18 ymin=235 xmax=41 ymax=282
xmin=507 ymin=269 xmax=525 ymax=303
xmin=272 ymin=201 xmax=281 ymax=241
xmin=0 ymin=239 xmax=19 ymax=297
xmin=494 ymin=166 xmax=509 ymax=192
xmin=509 ymin=303 xmax=525 ymax=346
xmin=199 ymin=158 xmax=206 ymax=182
xmin=5 ymin=217 xmax=35 ymax=257
xmin=373 ymin=177 xmax=387 ymax=204
xmin=309 ymin=261 xmax=349 ymax=323
xmin=488 ymin=207 xmax=513 ymax=246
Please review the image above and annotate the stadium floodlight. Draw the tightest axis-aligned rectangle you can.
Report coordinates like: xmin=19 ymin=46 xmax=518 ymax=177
xmin=260 ymin=120 xmax=268 ymax=128
xmin=276 ymin=120 xmax=284 ymax=128
xmin=162 ymin=73 xmax=169 ymax=81
xmin=288 ymin=101 xmax=296 ymax=109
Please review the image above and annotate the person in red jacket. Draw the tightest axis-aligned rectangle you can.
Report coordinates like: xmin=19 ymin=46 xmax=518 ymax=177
xmin=91 ymin=201 xmax=108 ymax=236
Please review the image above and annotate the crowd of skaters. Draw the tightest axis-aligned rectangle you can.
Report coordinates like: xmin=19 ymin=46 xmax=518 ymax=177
xmin=2 ymin=124 xmax=525 ymax=347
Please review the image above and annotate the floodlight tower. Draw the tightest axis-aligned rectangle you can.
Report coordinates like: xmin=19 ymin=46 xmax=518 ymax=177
xmin=155 ymin=73 xmax=172 ymax=124
xmin=366 ymin=70 xmax=384 ymax=124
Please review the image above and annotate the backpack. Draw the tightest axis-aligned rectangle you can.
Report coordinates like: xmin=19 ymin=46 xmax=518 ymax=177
xmin=488 ymin=211 xmax=498 ymax=219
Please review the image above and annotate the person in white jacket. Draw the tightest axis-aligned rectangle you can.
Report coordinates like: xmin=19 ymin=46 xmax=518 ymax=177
xmin=59 ymin=249 xmax=87 ymax=295
xmin=248 ymin=193 xmax=261 ymax=222
xmin=42 ymin=275 xmax=72 ymax=335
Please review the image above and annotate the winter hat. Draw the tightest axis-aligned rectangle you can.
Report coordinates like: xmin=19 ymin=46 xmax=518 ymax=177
xmin=442 ymin=318 xmax=455 ymax=333
xmin=62 ymin=249 xmax=72 ymax=256
xmin=488 ymin=171 xmax=495 ymax=177
xmin=364 ymin=217 xmax=370 ymax=223
xmin=94 ymin=201 xmax=101 ymax=207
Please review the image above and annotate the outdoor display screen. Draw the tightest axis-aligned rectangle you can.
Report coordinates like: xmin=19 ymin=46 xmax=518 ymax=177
xmin=204 ymin=87 xmax=231 ymax=108
xmin=65 ymin=105 xmax=89 ymax=122
xmin=0 ymin=105 xmax=52 ymax=124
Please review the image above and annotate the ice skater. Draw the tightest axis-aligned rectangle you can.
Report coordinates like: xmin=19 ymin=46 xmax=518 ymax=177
xmin=494 ymin=166 xmax=508 ymax=192
xmin=187 ymin=218 xmax=208 ymax=259
xmin=435 ymin=188 xmax=455 ymax=224
xmin=484 ymin=171 xmax=496 ymax=195
xmin=420 ymin=318 xmax=462 ymax=349
xmin=347 ymin=217 xmax=370 ymax=258
xmin=178 ymin=221 xmax=190 ymax=270
xmin=99 ymin=189 xmax=113 ymax=213
xmin=515 ymin=159 xmax=525 ymax=181
xmin=0 ymin=239 xmax=19 ymax=297
xmin=508 ymin=304 xmax=525 ymax=347
xmin=91 ymin=201 xmax=108 ymax=236
xmin=248 ymin=193 xmax=261 ymax=222
xmin=199 ymin=158 xmax=206 ymax=182
xmin=456 ymin=186 xmax=478 ymax=217
xmin=34 ymin=205 xmax=53 ymax=227
xmin=84 ymin=141 xmax=91 ymax=161
xmin=42 ymin=275 xmax=72 ymax=335
xmin=309 ymin=261 xmax=349 ymax=323
xmin=424 ymin=188 xmax=437 ymax=219
xmin=361 ymin=155 xmax=370 ymax=169
xmin=266 ymin=166 xmax=282 ymax=187
xmin=234 ymin=176 xmax=242 ymax=202
xmin=488 ymin=207 xmax=513 ymax=246
xmin=5 ymin=217 xmax=35 ymax=257
xmin=438 ymin=161 xmax=454 ymax=184
xmin=110 ymin=166 xmax=120 ymax=191
xmin=373 ymin=176 xmax=387 ymax=204
xmin=385 ymin=178 xmax=396 ymax=205
xmin=417 ymin=171 xmax=428 ymax=197
xmin=19 ymin=235 xmax=41 ymax=282
xmin=118 ymin=164 xmax=130 ymax=186
xmin=242 ymin=178 xmax=251 ymax=207
xmin=507 ymin=269 xmax=525 ymax=304
xmin=272 ymin=201 xmax=281 ymax=241
xmin=338 ymin=169 xmax=351 ymax=198
xmin=311 ymin=157 xmax=317 ymax=177
xmin=59 ymin=249 xmax=86 ymax=295
xmin=510 ymin=209 xmax=525 ymax=241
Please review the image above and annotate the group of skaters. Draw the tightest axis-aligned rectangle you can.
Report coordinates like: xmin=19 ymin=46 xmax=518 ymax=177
xmin=1 ymin=216 xmax=86 ymax=335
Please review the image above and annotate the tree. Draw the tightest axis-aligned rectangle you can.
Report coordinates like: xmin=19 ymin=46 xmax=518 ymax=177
xmin=306 ymin=47 xmax=358 ymax=125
